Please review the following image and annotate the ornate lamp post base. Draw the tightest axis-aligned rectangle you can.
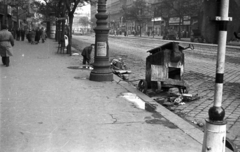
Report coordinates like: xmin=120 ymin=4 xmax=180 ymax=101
xmin=89 ymin=0 xmax=113 ymax=81
xmin=89 ymin=72 xmax=113 ymax=81
xmin=90 ymin=59 xmax=113 ymax=81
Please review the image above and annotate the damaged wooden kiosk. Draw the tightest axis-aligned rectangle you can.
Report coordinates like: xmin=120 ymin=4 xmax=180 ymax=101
xmin=137 ymin=42 xmax=194 ymax=94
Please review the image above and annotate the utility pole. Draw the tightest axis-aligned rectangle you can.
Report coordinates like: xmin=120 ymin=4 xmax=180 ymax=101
xmin=89 ymin=0 xmax=113 ymax=81
xmin=3 ymin=0 xmax=7 ymax=25
xmin=202 ymin=0 xmax=231 ymax=151
xmin=152 ymin=4 xmax=155 ymax=38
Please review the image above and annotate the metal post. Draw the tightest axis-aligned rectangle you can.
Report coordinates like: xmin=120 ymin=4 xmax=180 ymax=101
xmin=89 ymin=0 xmax=113 ymax=81
xmin=3 ymin=0 xmax=6 ymax=25
xmin=17 ymin=5 xmax=19 ymax=29
xmin=152 ymin=4 xmax=155 ymax=38
xmin=202 ymin=0 xmax=231 ymax=151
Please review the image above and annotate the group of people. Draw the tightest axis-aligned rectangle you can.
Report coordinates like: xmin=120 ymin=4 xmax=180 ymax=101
xmin=26 ymin=27 xmax=47 ymax=44
xmin=0 ymin=25 xmax=47 ymax=67
xmin=16 ymin=28 xmax=26 ymax=41
xmin=1 ymin=23 xmax=93 ymax=68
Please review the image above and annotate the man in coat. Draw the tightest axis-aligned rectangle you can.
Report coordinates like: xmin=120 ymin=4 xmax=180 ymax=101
xmin=35 ymin=27 xmax=41 ymax=44
xmin=20 ymin=28 xmax=25 ymax=41
xmin=0 ymin=24 xmax=14 ymax=67
xmin=16 ymin=28 xmax=21 ymax=40
xmin=81 ymin=44 xmax=94 ymax=66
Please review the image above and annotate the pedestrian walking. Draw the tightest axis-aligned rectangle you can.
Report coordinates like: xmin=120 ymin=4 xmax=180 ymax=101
xmin=81 ymin=44 xmax=94 ymax=67
xmin=20 ymin=28 xmax=25 ymax=41
xmin=10 ymin=28 xmax=15 ymax=39
xmin=0 ymin=24 xmax=14 ymax=67
xmin=40 ymin=27 xmax=46 ymax=43
xmin=26 ymin=30 xmax=31 ymax=43
xmin=35 ymin=27 xmax=41 ymax=44
xmin=16 ymin=28 xmax=21 ymax=40
xmin=30 ymin=30 xmax=36 ymax=44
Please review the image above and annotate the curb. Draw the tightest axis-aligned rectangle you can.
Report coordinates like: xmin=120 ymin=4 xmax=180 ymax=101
xmin=113 ymin=75 xmax=233 ymax=152
xmin=113 ymin=75 xmax=204 ymax=144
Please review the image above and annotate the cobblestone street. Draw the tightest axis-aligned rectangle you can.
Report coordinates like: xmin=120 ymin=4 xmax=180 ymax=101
xmin=72 ymin=34 xmax=240 ymax=151
xmin=174 ymin=56 xmax=240 ymax=148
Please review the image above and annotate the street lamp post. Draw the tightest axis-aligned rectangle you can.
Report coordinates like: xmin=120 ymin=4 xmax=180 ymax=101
xmin=152 ymin=4 xmax=155 ymax=38
xmin=202 ymin=0 xmax=231 ymax=151
xmin=89 ymin=0 xmax=113 ymax=81
xmin=3 ymin=0 xmax=7 ymax=25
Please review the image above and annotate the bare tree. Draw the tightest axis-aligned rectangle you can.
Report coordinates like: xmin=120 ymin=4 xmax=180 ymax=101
xmin=122 ymin=0 xmax=152 ymax=37
xmin=62 ymin=0 xmax=91 ymax=55
xmin=161 ymin=0 xmax=202 ymax=40
xmin=78 ymin=16 xmax=90 ymax=34
xmin=9 ymin=0 xmax=29 ymax=29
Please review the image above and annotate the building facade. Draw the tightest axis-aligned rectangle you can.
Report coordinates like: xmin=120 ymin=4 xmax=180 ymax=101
xmin=0 ymin=1 xmax=14 ymax=30
xmin=91 ymin=0 xmax=162 ymax=36
xmin=0 ymin=0 xmax=31 ymax=32
xmin=91 ymin=0 xmax=240 ymax=38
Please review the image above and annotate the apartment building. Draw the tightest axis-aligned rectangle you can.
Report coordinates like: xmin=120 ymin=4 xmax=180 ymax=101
xmin=91 ymin=0 xmax=240 ymax=38
xmin=91 ymin=0 xmax=162 ymax=35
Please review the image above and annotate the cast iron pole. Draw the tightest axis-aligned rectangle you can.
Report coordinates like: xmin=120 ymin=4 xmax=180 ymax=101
xmin=202 ymin=0 xmax=231 ymax=151
xmin=3 ymin=0 xmax=6 ymax=25
xmin=89 ymin=0 xmax=113 ymax=81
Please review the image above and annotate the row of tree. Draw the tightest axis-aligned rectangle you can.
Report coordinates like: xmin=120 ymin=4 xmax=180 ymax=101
xmin=122 ymin=0 xmax=240 ymax=43
xmin=121 ymin=0 xmax=202 ymax=39
xmin=33 ymin=0 xmax=94 ymax=55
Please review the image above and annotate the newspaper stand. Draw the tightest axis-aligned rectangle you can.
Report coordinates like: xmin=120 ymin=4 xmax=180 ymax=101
xmin=138 ymin=42 xmax=190 ymax=93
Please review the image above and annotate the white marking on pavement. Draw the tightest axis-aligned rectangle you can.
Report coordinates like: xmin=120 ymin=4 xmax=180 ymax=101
xmin=121 ymin=93 xmax=145 ymax=110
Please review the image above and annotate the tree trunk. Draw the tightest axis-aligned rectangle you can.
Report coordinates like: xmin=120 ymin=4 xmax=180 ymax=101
xmin=201 ymin=0 xmax=219 ymax=44
xmin=140 ymin=25 xmax=142 ymax=37
xmin=61 ymin=19 xmax=65 ymax=43
xmin=55 ymin=20 xmax=61 ymax=42
xmin=67 ymin=12 xmax=74 ymax=55
xmin=47 ymin=22 xmax=51 ymax=38
xmin=178 ymin=16 xmax=182 ymax=40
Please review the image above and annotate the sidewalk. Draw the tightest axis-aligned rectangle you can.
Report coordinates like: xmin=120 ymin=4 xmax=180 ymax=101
xmin=0 ymin=39 xmax=225 ymax=152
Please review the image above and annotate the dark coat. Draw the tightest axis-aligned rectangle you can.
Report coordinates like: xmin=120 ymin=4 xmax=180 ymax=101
xmin=0 ymin=29 xmax=14 ymax=56
xmin=35 ymin=29 xmax=41 ymax=42
xmin=16 ymin=29 xmax=20 ymax=37
xmin=20 ymin=29 xmax=25 ymax=37
xmin=81 ymin=46 xmax=93 ymax=60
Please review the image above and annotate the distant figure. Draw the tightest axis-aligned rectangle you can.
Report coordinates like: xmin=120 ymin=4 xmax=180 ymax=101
xmin=35 ymin=27 xmax=41 ymax=44
xmin=0 ymin=24 xmax=14 ymax=67
xmin=16 ymin=28 xmax=21 ymax=40
xmin=20 ymin=28 xmax=25 ymax=41
xmin=26 ymin=30 xmax=31 ymax=43
xmin=30 ymin=30 xmax=36 ymax=44
xmin=81 ymin=44 xmax=94 ymax=66
xmin=40 ymin=28 xmax=46 ymax=43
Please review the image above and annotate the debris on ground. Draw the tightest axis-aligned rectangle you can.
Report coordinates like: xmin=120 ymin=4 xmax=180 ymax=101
xmin=174 ymin=96 xmax=183 ymax=104
xmin=182 ymin=93 xmax=200 ymax=102
xmin=154 ymin=93 xmax=200 ymax=107
xmin=191 ymin=119 xmax=205 ymax=128
xmin=110 ymin=58 xmax=131 ymax=80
